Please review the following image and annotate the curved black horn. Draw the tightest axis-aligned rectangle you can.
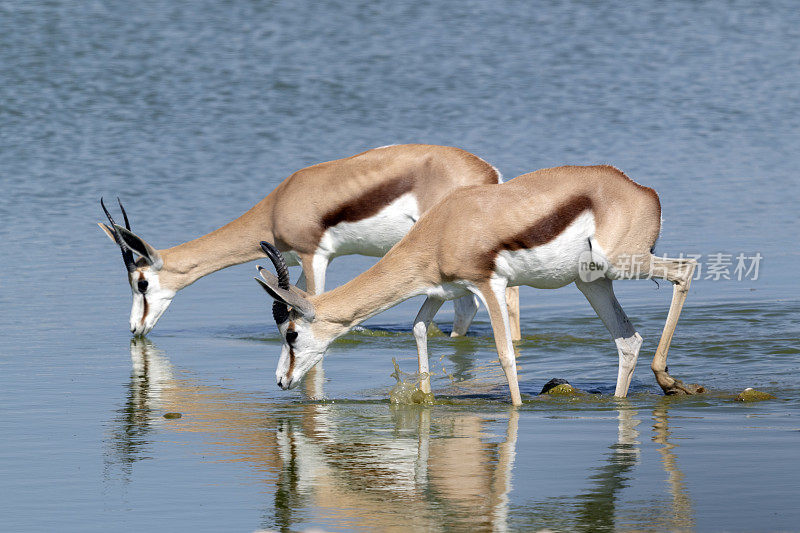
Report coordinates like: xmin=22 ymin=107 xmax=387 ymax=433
xmin=117 ymin=197 xmax=131 ymax=230
xmin=260 ymin=241 xmax=290 ymax=324
xmin=101 ymin=197 xmax=136 ymax=272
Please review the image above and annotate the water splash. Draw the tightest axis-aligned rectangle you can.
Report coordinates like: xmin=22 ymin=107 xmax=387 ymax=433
xmin=389 ymin=358 xmax=435 ymax=405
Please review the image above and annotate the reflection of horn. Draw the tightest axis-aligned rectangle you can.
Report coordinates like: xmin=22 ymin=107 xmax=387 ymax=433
xmin=653 ymin=401 xmax=695 ymax=531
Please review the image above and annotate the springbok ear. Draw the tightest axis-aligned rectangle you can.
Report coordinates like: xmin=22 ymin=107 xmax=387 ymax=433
xmin=255 ymin=270 xmax=316 ymax=320
xmin=114 ymin=225 xmax=164 ymax=270
xmin=257 ymin=266 xmax=312 ymax=299
xmin=97 ymin=222 xmax=118 ymax=243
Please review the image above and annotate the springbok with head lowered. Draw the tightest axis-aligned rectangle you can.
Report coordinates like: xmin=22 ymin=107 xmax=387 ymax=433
xmin=256 ymin=165 xmax=705 ymax=406
xmin=98 ymin=144 xmax=519 ymax=336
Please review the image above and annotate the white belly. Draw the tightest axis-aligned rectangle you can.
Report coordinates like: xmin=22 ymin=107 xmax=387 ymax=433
xmin=494 ymin=211 xmax=596 ymax=289
xmin=317 ymin=193 xmax=419 ymax=257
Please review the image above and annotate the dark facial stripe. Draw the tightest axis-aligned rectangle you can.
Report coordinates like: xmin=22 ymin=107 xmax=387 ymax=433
xmin=137 ymin=272 xmax=149 ymax=326
xmin=285 ymin=322 xmax=296 ymax=381
xmin=321 ymin=176 xmax=414 ymax=228
xmin=141 ymin=296 xmax=148 ymax=326
xmin=481 ymin=195 xmax=593 ymax=274
xmin=287 ymin=346 xmax=295 ymax=381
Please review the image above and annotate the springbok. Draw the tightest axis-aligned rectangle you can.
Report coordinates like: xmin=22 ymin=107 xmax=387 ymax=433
xmin=256 ymin=165 xmax=705 ymax=406
xmin=98 ymin=144 xmax=520 ymax=337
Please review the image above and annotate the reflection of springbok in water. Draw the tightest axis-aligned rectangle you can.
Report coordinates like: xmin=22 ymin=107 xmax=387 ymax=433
xmin=115 ymin=338 xmax=520 ymax=531
xmin=273 ymin=407 xmax=520 ymax=531
xmin=111 ymin=341 xmax=695 ymax=531
xmin=652 ymin=401 xmax=695 ymax=531
xmin=516 ymin=405 xmax=693 ymax=532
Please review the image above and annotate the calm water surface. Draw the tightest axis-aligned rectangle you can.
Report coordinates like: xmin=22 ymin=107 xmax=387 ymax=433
xmin=2 ymin=1 xmax=799 ymax=531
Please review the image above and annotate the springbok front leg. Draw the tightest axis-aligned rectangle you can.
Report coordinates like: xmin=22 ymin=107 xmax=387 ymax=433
xmin=575 ymin=278 xmax=642 ymax=397
xmin=299 ymin=252 xmax=329 ymax=295
xmin=647 ymin=256 xmax=704 ymax=395
xmin=451 ymin=288 xmax=521 ymax=341
xmin=413 ymin=297 xmax=445 ymax=394
xmin=476 ymin=278 xmax=522 ymax=406
xmin=506 ymin=286 xmax=521 ymax=341
xmin=298 ymin=253 xmax=329 ymax=400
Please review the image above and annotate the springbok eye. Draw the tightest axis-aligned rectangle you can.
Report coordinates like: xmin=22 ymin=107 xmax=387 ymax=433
xmin=137 ymin=279 xmax=148 ymax=293
xmin=286 ymin=330 xmax=298 ymax=344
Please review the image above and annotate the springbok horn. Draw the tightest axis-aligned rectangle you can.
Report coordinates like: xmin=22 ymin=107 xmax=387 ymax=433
xmin=260 ymin=241 xmax=290 ymax=324
xmin=101 ymin=197 xmax=136 ymax=272
xmin=117 ymin=197 xmax=131 ymax=230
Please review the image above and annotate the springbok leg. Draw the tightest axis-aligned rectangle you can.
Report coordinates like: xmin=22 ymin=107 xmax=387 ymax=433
xmin=451 ymin=294 xmax=479 ymax=337
xmin=413 ymin=297 xmax=445 ymax=393
xmin=477 ymin=278 xmax=522 ymax=406
xmin=647 ymin=256 xmax=704 ymax=395
xmin=575 ymin=277 xmax=642 ymax=397
xmin=506 ymin=286 xmax=521 ymax=341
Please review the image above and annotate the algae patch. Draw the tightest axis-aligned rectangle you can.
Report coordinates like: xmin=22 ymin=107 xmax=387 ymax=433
xmin=539 ymin=378 xmax=583 ymax=397
xmin=734 ymin=388 xmax=776 ymax=402
xmin=389 ymin=358 xmax=434 ymax=405
xmin=545 ymin=383 xmax=582 ymax=396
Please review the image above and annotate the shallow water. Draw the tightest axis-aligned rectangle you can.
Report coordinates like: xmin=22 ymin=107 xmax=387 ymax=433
xmin=2 ymin=1 xmax=799 ymax=531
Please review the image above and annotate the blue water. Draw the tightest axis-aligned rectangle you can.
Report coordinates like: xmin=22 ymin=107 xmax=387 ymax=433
xmin=2 ymin=1 xmax=799 ymax=531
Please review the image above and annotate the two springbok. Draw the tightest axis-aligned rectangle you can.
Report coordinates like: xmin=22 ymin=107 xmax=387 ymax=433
xmin=256 ymin=165 xmax=704 ymax=406
xmin=98 ymin=144 xmax=519 ymax=337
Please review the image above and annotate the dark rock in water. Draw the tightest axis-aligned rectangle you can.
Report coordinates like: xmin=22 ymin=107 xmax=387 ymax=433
xmin=163 ymin=412 xmax=182 ymax=419
xmin=539 ymin=378 xmax=571 ymax=395
xmin=734 ymin=388 xmax=776 ymax=402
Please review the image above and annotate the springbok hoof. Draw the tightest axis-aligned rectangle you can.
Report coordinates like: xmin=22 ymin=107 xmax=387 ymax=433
xmin=663 ymin=380 xmax=706 ymax=395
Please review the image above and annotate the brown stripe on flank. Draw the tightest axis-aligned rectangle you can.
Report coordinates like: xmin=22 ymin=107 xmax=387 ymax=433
xmin=321 ymin=176 xmax=414 ymax=228
xmin=481 ymin=195 xmax=593 ymax=274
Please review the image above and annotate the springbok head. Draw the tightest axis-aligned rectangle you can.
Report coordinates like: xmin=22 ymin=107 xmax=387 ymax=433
xmin=255 ymin=241 xmax=333 ymax=390
xmin=98 ymin=198 xmax=176 ymax=336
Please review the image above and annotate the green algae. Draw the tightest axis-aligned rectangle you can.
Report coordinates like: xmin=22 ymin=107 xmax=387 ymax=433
xmin=543 ymin=383 xmax=584 ymax=396
xmin=734 ymin=388 xmax=776 ymax=402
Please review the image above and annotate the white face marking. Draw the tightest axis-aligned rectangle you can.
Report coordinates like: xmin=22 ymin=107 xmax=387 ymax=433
xmin=275 ymin=318 xmax=330 ymax=390
xmin=317 ymin=192 xmax=419 ymax=258
xmin=129 ymin=268 xmax=175 ymax=336
xmin=494 ymin=211 xmax=596 ymax=289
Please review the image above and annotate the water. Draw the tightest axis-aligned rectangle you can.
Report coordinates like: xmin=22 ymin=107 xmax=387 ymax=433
xmin=2 ymin=1 xmax=799 ymax=531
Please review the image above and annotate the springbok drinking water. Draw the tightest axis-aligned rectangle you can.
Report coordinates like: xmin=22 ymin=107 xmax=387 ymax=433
xmin=256 ymin=165 xmax=704 ymax=405
xmin=98 ymin=144 xmax=520 ymax=337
